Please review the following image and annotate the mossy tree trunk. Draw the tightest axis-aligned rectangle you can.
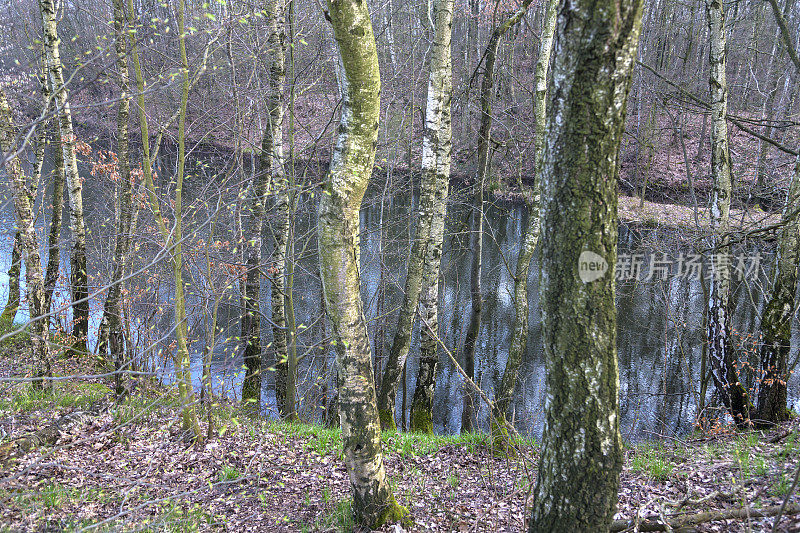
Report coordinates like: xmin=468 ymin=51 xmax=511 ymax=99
xmin=756 ymin=158 xmax=800 ymax=425
xmin=241 ymin=0 xmax=286 ymax=416
xmin=318 ymin=0 xmax=406 ymax=526
xmin=529 ymin=0 xmax=644 ymax=530
xmin=0 ymin=89 xmax=51 ymax=388
xmin=39 ymin=0 xmax=89 ymax=357
xmin=756 ymin=0 xmax=800 ymax=426
xmin=704 ymin=0 xmax=751 ymax=425
xmin=491 ymin=0 xmax=557 ymax=452
xmin=408 ymin=0 xmax=454 ymax=434
xmin=126 ymin=0 xmax=202 ymax=440
xmin=1 ymin=232 xmax=21 ymax=325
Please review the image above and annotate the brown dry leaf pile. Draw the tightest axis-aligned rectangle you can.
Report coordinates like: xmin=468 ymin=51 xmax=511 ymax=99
xmin=2 ymin=354 xmax=800 ymax=532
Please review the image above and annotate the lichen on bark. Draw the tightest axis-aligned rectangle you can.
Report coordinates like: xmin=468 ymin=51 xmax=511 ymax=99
xmin=529 ymin=0 xmax=644 ymax=530
xmin=318 ymin=0 xmax=405 ymax=526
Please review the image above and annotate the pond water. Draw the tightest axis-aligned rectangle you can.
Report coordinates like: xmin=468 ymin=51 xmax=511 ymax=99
xmin=1 ymin=152 xmax=795 ymax=442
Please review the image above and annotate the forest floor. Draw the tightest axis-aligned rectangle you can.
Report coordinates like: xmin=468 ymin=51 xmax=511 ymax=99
xmin=2 ymin=331 xmax=800 ymax=532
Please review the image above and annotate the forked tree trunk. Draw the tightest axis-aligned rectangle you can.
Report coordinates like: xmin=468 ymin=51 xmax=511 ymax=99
xmin=318 ymin=0 xmax=406 ymax=526
xmin=0 ymin=89 xmax=51 ymax=388
xmin=39 ymin=0 xmax=89 ymax=357
xmin=491 ymin=0 xmax=557 ymax=452
xmin=241 ymin=0 xmax=286 ymax=415
xmin=376 ymin=0 xmax=454 ymax=431
xmin=704 ymin=0 xmax=751 ymax=425
xmin=408 ymin=0 xmax=454 ymax=434
xmin=171 ymin=0 xmax=202 ymax=439
xmin=529 ymin=0 xmax=644 ymax=530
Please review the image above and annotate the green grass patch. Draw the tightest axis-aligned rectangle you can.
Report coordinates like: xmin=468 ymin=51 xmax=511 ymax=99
xmin=264 ymin=421 xmax=533 ymax=459
xmin=631 ymin=444 xmax=674 ymax=481
xmin=308 ymin=498 xmax=355 ymax=533
xmin=4 ymin=482 xmax=112 ymax=514
xmin=217 ymin=464 xmax=241 ymax=482
xmin=0 ymin=381 xmax=108 ymax=416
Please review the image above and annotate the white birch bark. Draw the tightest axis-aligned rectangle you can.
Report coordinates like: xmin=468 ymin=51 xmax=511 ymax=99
xmin=39 ymin=0 xmax=89 ymax=357
xmin=0 ymin=89 xmax=51 ymax=388
xmin=319 ymin=0 xmax=406 ymax=525
xmin=705 ymin=0 xmax=750 ymax=423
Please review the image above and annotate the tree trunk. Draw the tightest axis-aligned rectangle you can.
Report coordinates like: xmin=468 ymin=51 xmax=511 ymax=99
xmin=43 ymin=121 xmax=64 ymax=321
xmin=318 ymin=0 xmax=406 ymax=525
xmin=39 ymin=0 xmax=89 ymax=357
xmin=704 ymin=0 xmax=751 ymax=425
xmin=267 ymin=1 xmax=290 ymax=416
xmin=284 ymin=0 xmax=299 ymax=422
xmin=408 ymin=0 xmax=454 ymax=434
xmin=756 ymin=157 xmax=800 ymax=425
xmin=462 ymin=0 xmax=534 ymax=435
xmin=754 ymin=27 xmax=783 ymax=194
xmin=241 ymin=0 xmax=286 ymax=415
xmin=529 ymin=0 xmax=644 ymax=530
xmin=377 ymin=0 xmax=455 ymax=431
xmin=756 ymin=0 xmax=800 ymax=425
xmin=1 ymin=232 xmax=21 ymax=325
xmin=0 ymin=89 xmax=51 ymax=388
xmin=492 ymin=0 xmax=557 ymax=452
xmin=99 ymin=0 xmax=134 ymax=398
xmin=126 ymin=0 xmax=202 ymax=440
xmin=171 ymin=0 xmax=202 ymax=439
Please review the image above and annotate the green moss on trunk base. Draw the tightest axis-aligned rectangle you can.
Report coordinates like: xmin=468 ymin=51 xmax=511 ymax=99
xmin=372 ymin=498 xmax=411 ymax=529
xmin=490 ymin=416 xmax=516 ymax=458
xmin=409 ymin=405 xmax=433 ymax=434
xmin=378 ymin=409 xmax=397 ymax=431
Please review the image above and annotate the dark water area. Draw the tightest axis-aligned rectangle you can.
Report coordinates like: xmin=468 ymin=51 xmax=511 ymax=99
xmin=1 ymin=151 xmax=796 ymax=442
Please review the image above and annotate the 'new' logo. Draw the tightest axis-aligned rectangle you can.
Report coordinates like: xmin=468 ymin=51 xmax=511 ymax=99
xmin=578 ymin=251 xmax=608 ymax=283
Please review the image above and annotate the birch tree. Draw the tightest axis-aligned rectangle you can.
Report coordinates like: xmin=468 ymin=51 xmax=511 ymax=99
xmin=241 ymin=0 xmax=287 ymax=415
xmin=704 ymin=0 xmax=751 ymax=425
xmin=491 ymin=0 xmax=557 ymax=451
xmin=318 ymin=0 xmax=406 ymax=525
xmin=0 ymin=89 xmax=51 ymax=388
xmin=529 ymin=0 xmax=644 ymax=529
xmin=97 ymin=0 xmax=134 ymax=397
xmin=407 ymin=0 xmax=454 ymax=433
xmin=376 ymin=0 xmax=454 ymax=431
xmin=756 ymin=0 xmax=800 ymax=425
xmin=39 ymin=0 xmax=89 ymax=357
